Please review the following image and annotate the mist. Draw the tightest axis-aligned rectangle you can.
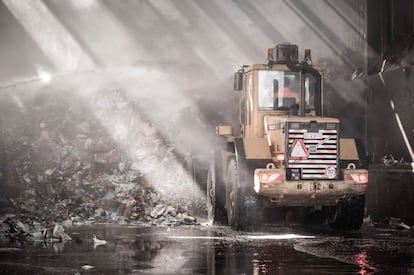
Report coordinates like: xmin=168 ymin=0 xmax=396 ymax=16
xmin=0 ymin=0 xmax=373 ymax=221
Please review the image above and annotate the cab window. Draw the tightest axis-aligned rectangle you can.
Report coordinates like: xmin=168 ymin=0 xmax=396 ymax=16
xmin=240 ymin=74 xmax=253 ymax=126
xmin=304 ymin=73 xmax=317 ymax=113
xmin=257 ymin=70 xmax=299 ymax=110
xmin=257 ymin=70 xmax=319 ymax=113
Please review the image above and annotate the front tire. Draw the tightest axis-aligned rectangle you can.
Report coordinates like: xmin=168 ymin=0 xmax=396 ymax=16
xmin=226 ymin=159 xmax=241 ymax=229
xmin=225 ymin=159 xmax=262 ymax=230
xmin=206 ymin=151 xmax=227 ymax=225
xmin=328 ymin=195 xmax=365 ymax=230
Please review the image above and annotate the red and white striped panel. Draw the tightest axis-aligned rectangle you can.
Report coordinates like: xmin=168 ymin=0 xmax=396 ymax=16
xmin=288 ymin=127 xmax=338 ymax=179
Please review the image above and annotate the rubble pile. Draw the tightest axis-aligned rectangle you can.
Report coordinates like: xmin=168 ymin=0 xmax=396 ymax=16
xmin=0 ymin=85 xmax=201 ymax=230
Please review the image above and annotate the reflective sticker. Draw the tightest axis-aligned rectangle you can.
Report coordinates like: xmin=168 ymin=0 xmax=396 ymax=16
xmin=289 ymin=139 xmax=309 ymax=159
xmin=304 ymin=132 xmax=323 ymax=139
xmin=309 ymin=145 xmax=317 ymax=153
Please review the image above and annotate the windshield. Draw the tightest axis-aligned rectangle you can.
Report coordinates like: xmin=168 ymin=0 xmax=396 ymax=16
xmin=257 ymin=70 xmax=318 ymax=112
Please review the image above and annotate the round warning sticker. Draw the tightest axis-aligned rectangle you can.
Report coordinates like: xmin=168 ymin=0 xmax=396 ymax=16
xmin=325 ymin=166 xmax=336 ymax=179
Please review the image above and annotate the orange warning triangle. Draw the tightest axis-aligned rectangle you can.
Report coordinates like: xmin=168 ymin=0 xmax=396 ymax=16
xmin=289 ymin=139 xmax=309 ymax=159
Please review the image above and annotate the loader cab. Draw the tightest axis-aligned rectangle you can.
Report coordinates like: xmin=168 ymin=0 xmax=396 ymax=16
xmin=234 ymin=44 xmax=323 ymax=139
xmin=257 ymin=69 xmax=320 ymax=113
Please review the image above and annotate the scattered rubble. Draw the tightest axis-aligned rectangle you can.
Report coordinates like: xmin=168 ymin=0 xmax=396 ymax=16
xmin=52 ymin=224 xmax=72 ymax=242
xmin=0 ymin=215 xmax=47 ymax=243
xmin=364 ymin=215 xmax=412 ymax=231
xmin=382 ymin=155 xmax=407 ymax=167
xmin=0 ymin=215 xmax=72 ymax=244
xmin=381 ymin=217 xmax=411 ymax=230
xmin=92 ymin=234 xmax=107 ymax=246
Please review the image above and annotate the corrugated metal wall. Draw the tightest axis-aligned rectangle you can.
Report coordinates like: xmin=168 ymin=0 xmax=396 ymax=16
xmin=366 ymin=0 xmax=414 ymax=163
xmin=367 ymin=0 xmax=414 ymax=74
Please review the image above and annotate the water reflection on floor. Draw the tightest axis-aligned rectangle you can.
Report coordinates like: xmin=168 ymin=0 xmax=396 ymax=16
xmin=0 ymin=224 xmax=413 ymax=274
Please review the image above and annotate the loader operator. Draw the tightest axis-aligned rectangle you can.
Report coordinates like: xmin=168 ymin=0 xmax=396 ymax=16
xmin=281 ymin=77 xmax=299 ymax=103
xmin=273 ymin=77 xmax=299 ymax=109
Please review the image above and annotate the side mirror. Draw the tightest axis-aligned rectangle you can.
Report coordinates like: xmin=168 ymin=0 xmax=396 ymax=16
xmin=234 ymin=71 xmax=243 ymax=91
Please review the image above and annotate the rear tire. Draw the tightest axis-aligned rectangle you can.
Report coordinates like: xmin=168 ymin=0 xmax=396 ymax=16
xmin=328 ymin=195 xmax=365 ymax=230
xmin=206 ymin=159 xmax=216 ymax=224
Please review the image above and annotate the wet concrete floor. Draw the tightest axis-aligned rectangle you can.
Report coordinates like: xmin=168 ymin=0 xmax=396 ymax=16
xmin=0 ymin=223 xmax=413 ymax=274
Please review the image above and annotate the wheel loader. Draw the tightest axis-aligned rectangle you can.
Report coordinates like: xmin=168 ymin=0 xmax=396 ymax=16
xmin=207 ymin=43 xmax=368 ymax=230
